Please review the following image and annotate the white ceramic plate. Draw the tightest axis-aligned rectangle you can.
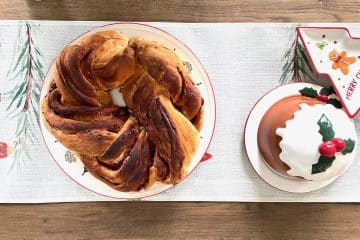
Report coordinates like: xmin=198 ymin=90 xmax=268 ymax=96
xmin=297 ymin=27 xmax=360 ymax=118
xmin=244 ymin=82 xmax=354 ymax=193
xmin=40 ymin=23 xmax=216 ymax=199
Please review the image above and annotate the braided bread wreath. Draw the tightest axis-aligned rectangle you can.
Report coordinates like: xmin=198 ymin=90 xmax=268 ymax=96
xmin=40 ymin=23 xmax=216 ymax=199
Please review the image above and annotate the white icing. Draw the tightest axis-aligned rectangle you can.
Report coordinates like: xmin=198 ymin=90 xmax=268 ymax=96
xmin=276 ymin=103 xmax=358 ymax=181
xmin=109 ymin=87 xmax=126 ymax=107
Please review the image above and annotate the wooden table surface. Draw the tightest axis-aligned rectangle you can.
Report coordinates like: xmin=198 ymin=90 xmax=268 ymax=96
xmin=2 ymin=1 xmax=360 ymax=239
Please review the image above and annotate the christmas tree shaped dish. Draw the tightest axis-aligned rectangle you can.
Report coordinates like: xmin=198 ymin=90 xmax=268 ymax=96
xmin=297 ymin=27 xmax=360 ymax=118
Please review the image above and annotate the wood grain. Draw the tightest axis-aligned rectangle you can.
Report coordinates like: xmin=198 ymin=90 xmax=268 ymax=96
xmin=1 ymin=1 xmax=360 ymax=239
xmin=0 ymin=0 xmax=358 ymax=22
xmin=0 ymin=202 xmax=359 ymax=240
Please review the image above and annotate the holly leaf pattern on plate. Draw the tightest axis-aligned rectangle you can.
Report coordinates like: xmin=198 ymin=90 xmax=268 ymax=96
xmin=319 ymin=87 xmax=335 ymax=96
xmin=299 ymin=87 xmax=318 ymax=98
xmin=342 ymin=139 xmax=356 ymax=155
xmin=312 ymin=156 xmax=336 ymax=174
xmin=82 ymin=167 xmax=88 ymax=176
xmin=328 ymin=98 xmax=342 ymax=109
xmin=317 ymin=114 xmax=335 ymax=141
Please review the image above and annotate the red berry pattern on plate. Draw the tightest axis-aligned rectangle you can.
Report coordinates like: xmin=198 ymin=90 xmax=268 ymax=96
xmin=319 ymin=141 xmax=337 ymax=158
xmin=201 ymin=152 xmax=213 ymax=162
xmin=316 ymin=95 xmax=329 ymax=103
xmin=331 ymin=138 xmax=347 ymax=152
xmin=313 ymin=113 xmax=356 ymax=174
xmin=299 ymin=87 xmax=343 ymax=109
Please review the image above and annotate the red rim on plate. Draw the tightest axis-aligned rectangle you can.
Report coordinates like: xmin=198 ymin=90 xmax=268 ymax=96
xmin=243 ymin=82 xmax=355 ymax=193
xmin=39 ymin=22 xmax=216 ymax=200
xmin=297 ymin=26 xmax=360 ymax=118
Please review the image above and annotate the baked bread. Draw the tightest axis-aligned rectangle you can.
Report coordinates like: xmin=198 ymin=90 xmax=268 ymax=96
xmin=42 ymin=30 xmax=204 ymax=191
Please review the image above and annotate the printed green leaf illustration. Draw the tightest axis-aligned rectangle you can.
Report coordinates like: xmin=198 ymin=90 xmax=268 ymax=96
xmin=317 ymin=114 xmax=335 ymax=141
xmin=65 ymin=150 xmax=77 ymax=163
xmin=319 ymin=87 xmax=335 ymax=96
xmin=342 ymin=139 xmax=356 ymax=155
xmin=312 ymin=156 xmax=336 ymax=174
xmin=82 ymin=167 xmax=89 ymax=176
xmin=4 ymin=21 xmax=44 ymax=173
xmin=183 ymin=61 xmax=192 ymax=73
xmin=328 ymin=98 xmax=342 ymax=109
xmin=299 ymin=87 xmax=318 ymax=98
xmin=315 ymin=41 xmax=328 ymax=51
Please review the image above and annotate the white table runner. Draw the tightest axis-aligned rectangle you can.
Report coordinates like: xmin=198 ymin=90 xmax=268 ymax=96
xmin=0 ymin=21 xmax=359 ymax=202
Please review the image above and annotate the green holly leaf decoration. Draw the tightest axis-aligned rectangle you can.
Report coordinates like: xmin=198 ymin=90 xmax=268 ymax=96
xmin=315 ymin=41 xmax=328 ymax=51
xmin=342 ymin=139 xmax=356 ymax=155
xmin=328 ymin=98 xmax=342 ymax=109
xmin=319 ymin=87 xmax=335 ymax=96
xmin=312 ymin=156 xmax=336 ymax=174
xmin=317 ymin=114 xmax=335 ymax=141
xmin=299 ymin=87 xmax=318 ymax=98
xmin=82 ymin=167 xmax=88 ymax=176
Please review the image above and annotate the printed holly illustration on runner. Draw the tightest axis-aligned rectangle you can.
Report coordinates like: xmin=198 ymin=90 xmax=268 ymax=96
xmin=0 ymin=142 xmax=8 ymax=158
xmin=312 ymin=114 xmax=356 ymax=174
xmin=0 ymin=142 xmax=15 ymax=159
xmin=329 ymin=49 xmax=356 ymax=75
xmin=3 ymin=20 xmax=45 ymax=172
xmin=299 ymin=86 xmax=342 ymax=109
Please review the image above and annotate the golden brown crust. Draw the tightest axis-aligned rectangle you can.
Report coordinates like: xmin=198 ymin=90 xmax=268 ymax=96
xmin=192 ymin=104 xmax=205 ymax=131
xmin=81 ymin=130 xmax=154 ymax=192
xmin=42 ymin=30 xmax=203 ymax=192
xmin=146 ymin=96 xmax=199 ymax=184
xmin=54 ymin=70 xmax=80 ymax=106
xmin=129 ymin=38 xmax=202 ymax=120
xmin=41 ymin=88 xmax=128 ymax=157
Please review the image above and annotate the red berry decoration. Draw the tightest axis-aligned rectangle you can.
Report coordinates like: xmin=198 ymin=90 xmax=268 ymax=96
xmin=319 ymin=141 xmax=337 ymax=158
xmin=331 ymin=138 xmax=346 ymax=152
xmin=0 ymin=142 xmax=8 ymax=158
xmin=201 ymin=152 xmax=213 ymax=162
xmin=316 ymin=95 xmax=329 ymax=103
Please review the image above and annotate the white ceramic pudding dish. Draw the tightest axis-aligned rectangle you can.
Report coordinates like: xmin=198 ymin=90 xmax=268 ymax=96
xmin=245 ymin=83 xmax=358 ymax=192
